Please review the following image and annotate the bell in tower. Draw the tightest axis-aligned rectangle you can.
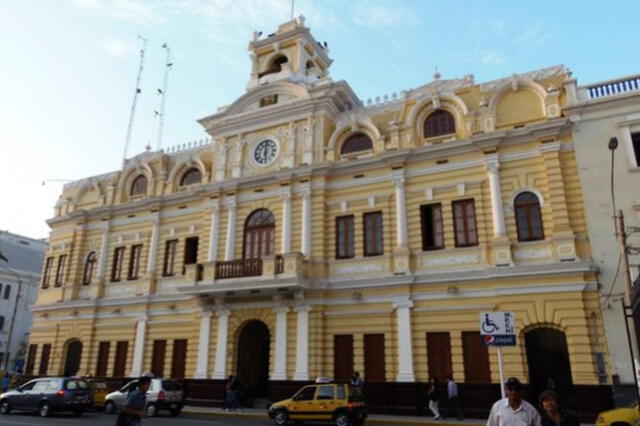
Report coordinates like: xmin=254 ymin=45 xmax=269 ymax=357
xmin=246 ymin=15 xmax=333 ymax=90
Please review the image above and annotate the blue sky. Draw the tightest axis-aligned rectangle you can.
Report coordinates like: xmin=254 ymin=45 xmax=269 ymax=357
xmin=1 ymin=0 xmax=639 ymax=239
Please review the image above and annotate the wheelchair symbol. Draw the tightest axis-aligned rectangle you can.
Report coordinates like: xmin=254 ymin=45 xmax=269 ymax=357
xmin=482 ymin=313 xmax=500 ymax=334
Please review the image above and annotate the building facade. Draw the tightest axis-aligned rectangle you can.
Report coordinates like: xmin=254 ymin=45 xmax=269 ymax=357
xmin=0 ymin=231 xmax=45 ymax=371
xmin=564 ymin=73 xmax=640 ymax=403
xmin=29 ymin=18 xmax=612 ymax=417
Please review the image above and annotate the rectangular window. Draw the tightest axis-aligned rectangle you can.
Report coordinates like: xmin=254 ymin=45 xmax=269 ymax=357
xmin=632 ymin=132 xmax=640 ymax=167
xmin=462 ymin=331 xmax=491 ymax=383
xmin=335 ymin=215 xmax=355 ymax=259
xmin=42 ymin=257 xmax=54 ymax=289
xmin=171 ymin=339 xmax=188 ymax=379
xmin=96 ymin=341 xmax=110 ymax=377
xmin=364 ymin=333 xmax=386 ymax=382
xmin=111 ymin=247 xmax=125 ymax=282
xmin=38 ymin=344 xmax=51 ymax=375
xmin=127 ymin=244 xmax=142 ymax=280
xmin=151 ymin=339 xmax=167 ymax=377
xmin=333 ymin=334 xmax=354 ymax=381
xmin=452 ymin=199 xmax=478 ymax=247
xmin=25 ymin=344 xmax=37 ymax=375
xmin=363 ymin=211 xmax=383 ymax=256
xmin=163 ymin=240 xmax=178 ymax=276
xmin=421 ymin=203 xmax=444 ymax=250
xmin=113 ymin=341 xmax=129 ymax=377
xmin=183 ymin=236 xmax=199 ymax=275
xmin=54 ymin=254 xmax=67 ymax=287
xmin=426 ymin=332 xmax=452 ymax=382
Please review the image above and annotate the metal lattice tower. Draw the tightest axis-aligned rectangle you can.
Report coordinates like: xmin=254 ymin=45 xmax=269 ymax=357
xmin=156 ymin=43 xmax=173 ymax=151
xmin=122 ymin=35 xmax=148 ymax=163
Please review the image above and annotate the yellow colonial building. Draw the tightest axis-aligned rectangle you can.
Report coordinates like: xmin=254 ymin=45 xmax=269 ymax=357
xmin=28 ymin=18 xmax=611 ymax=417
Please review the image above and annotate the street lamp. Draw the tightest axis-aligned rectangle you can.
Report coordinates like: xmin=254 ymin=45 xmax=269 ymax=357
xmin=0 ymin=251 xmax=25 ymax=372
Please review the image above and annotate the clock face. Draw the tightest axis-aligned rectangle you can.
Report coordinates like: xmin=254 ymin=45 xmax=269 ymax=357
xmin=253 ymin=139 xmax=278 ymax=165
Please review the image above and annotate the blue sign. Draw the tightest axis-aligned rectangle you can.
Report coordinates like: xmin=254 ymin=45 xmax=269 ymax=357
xmin=483 ymin=334 xmax=516 ymax=346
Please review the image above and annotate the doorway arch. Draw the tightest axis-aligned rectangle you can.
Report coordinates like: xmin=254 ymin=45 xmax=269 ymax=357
xmin=525 ymin=327 xmax=575 ymax=409
xmin=63 ymin=340 xmax=83 ymax=377
xmin=236 ymin=320 xmax=270 ymax=398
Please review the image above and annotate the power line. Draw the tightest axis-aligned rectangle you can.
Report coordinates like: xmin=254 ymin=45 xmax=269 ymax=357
xmin=122 ymin=35 xmax=148 ymax=163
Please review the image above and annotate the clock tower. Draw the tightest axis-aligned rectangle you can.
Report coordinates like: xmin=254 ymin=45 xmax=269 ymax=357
xmin=246 ymin=15 xmax=333 ymax=90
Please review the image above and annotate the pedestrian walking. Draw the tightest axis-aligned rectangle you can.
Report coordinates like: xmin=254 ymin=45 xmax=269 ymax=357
xmin=224 ymin=375 xmax=242 ymax=412
xmin=350 ymin=371 xmax=363 ymax=395
xmin=445 ymin=374 xmax=464 ymax=420
xmin=427 ymin=377 xmax=441 ymax=420
xmin=539 ymin=390 xmax=579 ymax=426
xmin=487 ymin=377 xmax=541 ymax=426
xmin=1 ymin=373 xmax=9 ymax=393
xmin=115 ymin=375 xmax=150 ymax=426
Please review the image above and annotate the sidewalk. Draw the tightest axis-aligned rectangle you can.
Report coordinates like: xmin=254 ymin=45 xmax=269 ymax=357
xmin=183 ymin=405 xmax=485 ymax=425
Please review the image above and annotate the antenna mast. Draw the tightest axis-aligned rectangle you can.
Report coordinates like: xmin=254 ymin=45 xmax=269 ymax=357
xmin=290 ymin=0 xmax=295 ymax=19
xmin=122 ymin=35 xmax=148 ymax=163
xmin=156 ymin=43 xmax=173 ymax=151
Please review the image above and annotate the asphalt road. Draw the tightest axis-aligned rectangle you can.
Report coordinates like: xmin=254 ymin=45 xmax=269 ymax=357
xmin=0 ymin=411 xmax=283 ymax=425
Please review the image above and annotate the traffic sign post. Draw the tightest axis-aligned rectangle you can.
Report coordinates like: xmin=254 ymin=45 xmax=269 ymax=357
xmin=480 ymin=312 xmax=516 ymax=400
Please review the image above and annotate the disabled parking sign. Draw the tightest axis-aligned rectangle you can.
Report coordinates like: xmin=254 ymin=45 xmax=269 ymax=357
xmin=480 ymin=312 xmax=516 ymax=346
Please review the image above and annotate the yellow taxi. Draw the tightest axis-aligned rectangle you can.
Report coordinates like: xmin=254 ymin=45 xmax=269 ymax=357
xmin=87 ymin=380 xmax=109 ymax=409
xmin=596 ymin=404 xmax=639 ymax=426
xmin=268 ymin=382 xmax=367 ymax=426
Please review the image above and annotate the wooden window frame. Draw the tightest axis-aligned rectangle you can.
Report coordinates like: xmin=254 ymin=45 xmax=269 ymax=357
xmin=42 ymin=257 xmax=54 ymax=289
xmin=420 ymin=203 xmax=444 ymax=250
xmin=151 ymin=339 xmax=167 ymax=377
xmin=54 ymin=254 xmax=67 ymax=287
xmin=424 ymin=109 xmax=456 ymax=139
xmin=25 ymin=344 xmax=37 ymax=375
xmin=452 ymin=199 xmax=478 ymax=247
xmin=335 ymin=215 xmax=355 ymax=259
xmin=363 ymin=211 xmax=384 ymax=256
xmin=111 ymin=247 xmax=125 ymax=282
xmin=514 ymin=192 xmax=545 ymax=242
xmin=426 ymin=332 xmax=453 ymax=382
xmin=462 ymin=331 xmax=491 ymax=383
xmin=38 ymin=343 xmax=51 ymax=375
xmin=180 ymin=168 xmax=202 ymax=187
xmin=364 ymin=333 xmax=386 ymax=382
xmin=82 ymin=252 xmax=97 ymax=285
xmin=163 ymin=240 xmax=178 ymax=277
xmin=632 ymin=132 xmax=640 ymax=167
xmin=96 ymin=341 xmax=110 ymax=377
xmin=113 ymin=341 xmax=128 ymax=377
xmin=242 ymin=209 xmax=275 ymax=260
xmin=341 ymin=133 xmax=373 ymax=155
xmin=130 ymin=174 xmax=148 ymax=196
xmin=127 ymin=244 xmax=143 ymax=280
xmin=170 ymin=339 xmax=188 ymax=379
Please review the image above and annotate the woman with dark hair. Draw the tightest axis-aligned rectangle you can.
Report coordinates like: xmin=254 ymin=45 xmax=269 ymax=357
xmin=539 ymin=390 xmax=579 ymax=426
xmin=427 ymin=377 xmax=441 ymax=420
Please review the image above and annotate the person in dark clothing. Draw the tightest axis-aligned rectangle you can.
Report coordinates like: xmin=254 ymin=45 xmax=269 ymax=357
xmin=445 ymin=374 xmax=464 ymax=420
xmin=350 ymin=371 xmax=363 ymax=395
xmin=427 ymin=377 xmax=441 ymax=420
xmin=539 ymin=390 xmax=579 ymax=426
xmin=116 ymin=376 xmax=150 ymax=426
xmin=224 ymin=375 xmax=242 ymax=412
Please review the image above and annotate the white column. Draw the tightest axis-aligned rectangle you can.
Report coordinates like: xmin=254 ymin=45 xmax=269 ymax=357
xmin=207 ymin=201 xmax=220 ymax=262
xmin=224 ymin=197 xmax=237 ymax=261
xmin=146 ymin=216 xmax=160 ymax=274
xmin=272 ymin=306 xmax=289 ymax=380
xmin=194 ymin=311 xmax=212 ymax=379
xmin=129 ymin=315 xmax=147 ymax=377
xmin=393 ymin=175 xmax=408 ymax=248
xmin=281 ymin=188 xmax=292 ymax=254
xmin=293 ymin=305 xmax=311 ymax=380
xmin=212 ymin=309 xmax=230 ymax=379
xmin=301 ymin=185 xmax=312 ymax=257
xmin=96 ymin=224 xmax=110 ymax=281
xmin=486 ymin=156 xmax=506 ymax=237
xmin=394 ymin=299 xmax=415 ymax=382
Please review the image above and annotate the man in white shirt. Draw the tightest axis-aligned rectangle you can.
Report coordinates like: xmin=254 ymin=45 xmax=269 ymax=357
xmin=487 ymin=378 xmax=542 ymax=426
xmin=446 ymin=374 xmax=464 ymax=420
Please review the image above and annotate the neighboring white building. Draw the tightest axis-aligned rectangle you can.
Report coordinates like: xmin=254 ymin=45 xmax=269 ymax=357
xmin=0 ymin=231 xmax=46 ymax=372
xmin=564 ymin=73 xmax=640 ymax=402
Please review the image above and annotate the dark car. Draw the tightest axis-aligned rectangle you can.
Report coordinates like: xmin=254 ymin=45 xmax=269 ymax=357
xmin=0 ymin=377 xmax=92 ymax=417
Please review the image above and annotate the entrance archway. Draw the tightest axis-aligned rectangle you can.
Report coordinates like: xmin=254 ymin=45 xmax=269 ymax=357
xmin=236 ymin=320 xmax=270 ymax=398
xmin=525 ymin=327 xmax=575 ymax=409
xmin=63 ymin=340 xmax=83 ymax=377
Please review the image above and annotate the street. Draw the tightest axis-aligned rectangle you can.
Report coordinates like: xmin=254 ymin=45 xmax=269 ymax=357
xmin=0 ymin=411 xmax=284 ymax=426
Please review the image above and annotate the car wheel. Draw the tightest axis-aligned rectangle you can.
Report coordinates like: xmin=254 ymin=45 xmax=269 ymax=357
xmin=334 ymin=411 xmax=352 ymax=426
xmin=146 ymin=403 xmax=157 ymax=417
xmin=169 ymin=408 xmax=182 ymax=417
xmin=39 ymin=402 xmax=51 ymax=417
xmin=104 ymin=401 xmax=116 ymax=415
xmin=0 ymin=400 xmax=11 ymax=415
xmin=273 ymin=408 xmax=289 ymax=425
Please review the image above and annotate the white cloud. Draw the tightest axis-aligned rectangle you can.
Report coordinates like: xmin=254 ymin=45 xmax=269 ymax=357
xmin=65 ymin=0 xmax=163 ymax=25
xmin=478 ymin=50 xmax=506 ymax=65
xmin=66 ymin=0 xmax=100 ymax=9
xmin=351 ymin=1 xmax=419 ymax=28
xmin=101 ymin=38 xmax=132 ymax=58
xmin=515 ymin=24 xmax=551 ymax=46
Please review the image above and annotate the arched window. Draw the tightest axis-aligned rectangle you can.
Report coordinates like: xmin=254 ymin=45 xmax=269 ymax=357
xmin=260 ymin=55 xmax=288 ymax=77
xmin=130 ymin=174 xmax=148 ymax=196
xmin=514 ymin=192 xmax=544 ymax=241
xmin=424 ymin=109 xmax=456 ymax=138
xmin=83 ymin=252 xmax=97 ymax=285
xmin=0 ymin=316 xmax=4 ymax=331
xmin=243 ymin=209 xmax=275 ymax=259
xmin=180 ymin=168 xmax=202 ymax=186
xmin=340 ymin=133 xmax=373 ymax=155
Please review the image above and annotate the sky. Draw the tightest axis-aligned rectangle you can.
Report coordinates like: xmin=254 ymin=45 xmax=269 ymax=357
xmin=1 ymin=0 xmax=639 ymax=239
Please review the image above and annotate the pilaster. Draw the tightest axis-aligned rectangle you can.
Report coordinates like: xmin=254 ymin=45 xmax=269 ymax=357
xmin=394 ymin=298 xmax=415 ymax=382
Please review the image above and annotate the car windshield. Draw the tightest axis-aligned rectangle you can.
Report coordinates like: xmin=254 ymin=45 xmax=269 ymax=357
xmin=161 ymin=381 xmax=182 ymax=391
xmin=65 ymin=380 xmax=88 ymax=390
